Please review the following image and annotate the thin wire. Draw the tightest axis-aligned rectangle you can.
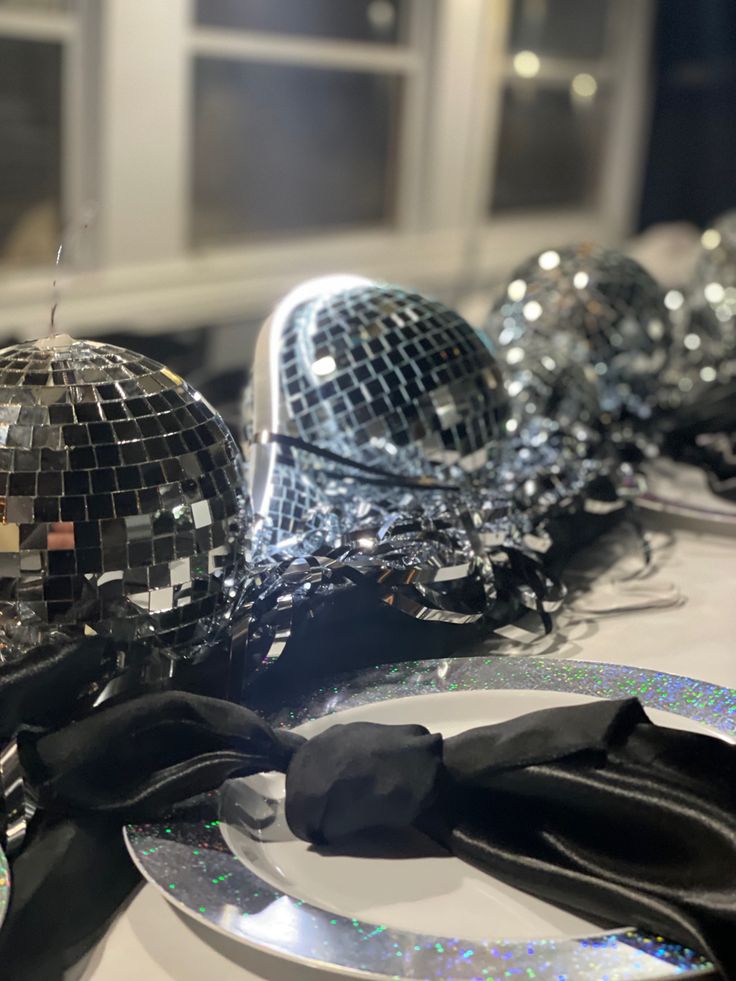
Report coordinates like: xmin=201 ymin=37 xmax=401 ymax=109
xmin=49 ymin=205 xmax=97 ymax=337
xmin=49 ymin=242 xmax=64 ymax=335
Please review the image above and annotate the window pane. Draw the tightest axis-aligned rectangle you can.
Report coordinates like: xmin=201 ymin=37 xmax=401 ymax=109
xmin=192 ymin=59 xmax=401 ymax=244
xmin=509 ymin=0 xmax=610 ymax=59
xmin=0 ymin=39 xmax=61 ymax=268
xmin=196 ymin=0 xmax=407 ymax=45
xmin=490 ymin=84 xmax=608 ymax=213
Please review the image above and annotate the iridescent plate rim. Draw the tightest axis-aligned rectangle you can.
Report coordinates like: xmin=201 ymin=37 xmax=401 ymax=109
xmin=125 ymin=656 xmax=727 ymax=979
xmin=0 ymin=845 xmax=9 ymax=929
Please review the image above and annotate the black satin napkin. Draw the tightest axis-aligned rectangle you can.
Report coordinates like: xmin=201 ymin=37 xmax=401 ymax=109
xmin=3 ymin=692 xmax=736 ymax=979
xmin=286 ymin=699 xmax=736 ymax=975
xmin=0 ymin=637 xmax=116 ymax=744
xmin=0 ymin=693 xmax=305 ymax=981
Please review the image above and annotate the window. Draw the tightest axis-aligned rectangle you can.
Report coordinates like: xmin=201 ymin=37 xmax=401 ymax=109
xmin=0 ymin=1 xmax=74 ymax=269
xmin=190 ymin=1 xmax=413 ymax=245
xmin=0 ymin=0 xmax=654 ymax=345
xmin=488 ymin=0 xmax=616 ymax=216
xmin=492 ymin=84 xmax=610 ymax=212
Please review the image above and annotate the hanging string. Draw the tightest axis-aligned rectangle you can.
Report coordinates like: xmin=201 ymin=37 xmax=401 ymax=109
xmin=49 ymin=205 xmax=96 ymax=337
xmin=49 ymin=242 xmax=64 ymax=336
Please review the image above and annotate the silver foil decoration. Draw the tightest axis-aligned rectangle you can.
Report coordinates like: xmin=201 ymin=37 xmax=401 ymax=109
xmin=0 ymin=335 xmax=249 ymax=662
xmin=662 ymin=212 xmax=736 ymax=410
xmin=240 ymin=278 xmax=620 ymax=671
xmin=248 ymin=274 xmax=507 ymax=476
xmin=485 ymin=243 xmax=672 ymax=421
xmin=245 ymin=276 xmax=510 ymax=550
xmin=690 ymin=211 xmax=736 ymax=363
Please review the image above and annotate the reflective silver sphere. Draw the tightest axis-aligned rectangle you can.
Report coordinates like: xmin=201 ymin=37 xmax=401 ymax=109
xmin=486 ymin=243 xmax=672 ymax=420
xmin=278 ymin=278 xmax=508 ymax=473
xmin=246 ymin=277 xmax=509 ymax=550
xmin=682 ymin=212 xmax=736 ymax=381
xmin=491 ymin=342 xmax=601 ymax=436
xmin=0 ymin=335 xmax=249 ymax=661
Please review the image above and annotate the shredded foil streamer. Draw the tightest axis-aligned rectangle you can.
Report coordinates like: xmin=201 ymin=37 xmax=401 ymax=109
xmin=239 ymin=278 xmax=625 ymax=673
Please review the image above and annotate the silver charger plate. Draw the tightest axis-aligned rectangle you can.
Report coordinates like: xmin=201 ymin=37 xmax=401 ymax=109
xmin=637 ymin=458 xmax=736 ymax=533
xmin=125 ymin=656 xmax=731 ymax=980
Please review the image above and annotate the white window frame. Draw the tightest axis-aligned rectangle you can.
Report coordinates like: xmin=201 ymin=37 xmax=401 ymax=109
xmin=0 ymin=0 xmax=654 ymax=342
xmin=461 ymin=0 xmax=656 ymax=287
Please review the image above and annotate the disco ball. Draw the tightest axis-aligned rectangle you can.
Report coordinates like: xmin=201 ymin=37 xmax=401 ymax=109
xmin=494 ymin=343 xmax=601 ymax=436
xmin=486 ymin=243 xmax=672 ymax=420
xmin=667 ymin=211 xmax=736 ymax=400
xmin=246 ymin=276 xmax=509 ymax=545
xmin=0 ymin=334 xmax=249 ymax=662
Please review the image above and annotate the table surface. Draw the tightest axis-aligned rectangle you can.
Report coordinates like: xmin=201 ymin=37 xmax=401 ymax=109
xmin=73 ymin=466 xmax=736 ymax=981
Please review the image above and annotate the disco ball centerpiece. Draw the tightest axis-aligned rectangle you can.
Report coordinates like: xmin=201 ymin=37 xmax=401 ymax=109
xmin=0 ymin=334 xmax=248 ymax=662
xmin=486 ymin=243 xmax=672 ymax=421
xmin=683 ymin=211 xmax=736 ymax=379
xmin=247 ymin=276 xmax=509 ymax=551
xmin=278 ymin=279 xmax=508 ymax=474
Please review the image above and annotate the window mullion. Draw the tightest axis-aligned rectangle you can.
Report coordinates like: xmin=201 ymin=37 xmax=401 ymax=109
xmin=97 ymin=0 xmax=189 ymax=267
xmin=393 ymin=0 xmax=433 ymax=232
xmin=422 ymin=0 xmax=508 ymax=236
xmin=598 ymin=0 xmax=656 ymax=241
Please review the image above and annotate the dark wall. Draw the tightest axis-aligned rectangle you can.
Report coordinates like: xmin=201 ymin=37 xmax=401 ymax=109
xmin=639 ymin=0 xmax=736 ymax=230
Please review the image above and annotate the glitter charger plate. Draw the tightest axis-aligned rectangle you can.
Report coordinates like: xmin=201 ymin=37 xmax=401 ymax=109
xmin=0 ymin=846 xmax=8 ymax=929
xmin=124 ymin=657 xmax=731 ymax=980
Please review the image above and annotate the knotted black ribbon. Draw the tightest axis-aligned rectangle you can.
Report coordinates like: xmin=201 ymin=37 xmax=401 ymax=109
xmin=3 ymin=691 xmax=736 ymax=979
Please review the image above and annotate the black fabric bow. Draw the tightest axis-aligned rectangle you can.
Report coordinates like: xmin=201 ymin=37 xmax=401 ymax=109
xmin=3 ymin=691 xmax=736 ymax=979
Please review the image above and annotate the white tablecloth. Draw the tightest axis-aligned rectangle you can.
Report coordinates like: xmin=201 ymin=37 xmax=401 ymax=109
xmin=73 ymin=500 xmax=736 ymax=981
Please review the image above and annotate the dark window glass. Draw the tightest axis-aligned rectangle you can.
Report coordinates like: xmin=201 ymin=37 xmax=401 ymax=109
xmin=491 ymin=83 xmax=608 ymax=213
xmin=196 ymin=0 xmax=407 ymax=45
xmin=509 ymin=0 xmax=610 ymax=59
xmin=192 ymin=59 xmax=402 ymax=243
xmin=0 ymin=38 xmax=62 ymax=267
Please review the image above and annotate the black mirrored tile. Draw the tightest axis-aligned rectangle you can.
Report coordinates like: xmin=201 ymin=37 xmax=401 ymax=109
xmin=48 ymin=550 xmax=76 ymax=575
xmin=127 ymin=541 xmax=152 ymax=566
xmin=91 ymin=469 xmax=117 ymax=494
xmin=121 ymin=442 xmax=147 ymax=465
xmin=60 ymin=497 xmax=86 ymax=522
xmin=37 ymin=472 xmax=63 ymax=496
xmin=113 ymin=491 xmax=138 ymax=517
xmin=74 ymin=402 xmax=102 ymax=423
xmin=141 ymin=462 xmax=164 ymax=487
xmin=95 ymin=445 xmax=121 ymax=467
xmin=113 ymin=421 xmax=139 ymax=441
xmin=139 ymin=416 xmax=163 ymax=437
xmin=87 ymin=494 xmax=114 ymax=520
xmin=116 ymin=466 xmax=141 ymax=490
xmin=153 ymin=537 xmax=175 ymax=563
xmin=101 ymin=401 xmax=127 ymax=421
xmin=69 ymin=446 xmax=96 ymax=469
xmin=64 ymin=471 xmax=90 ymax=495
xmin=62 ymin=423 xmax=88 ymax=447
xmin=34 ymin=497 xmax=60 ymax=522
xmin=137 ymin=488 xmax=159 ymax=512
xmin=102 ymin=546 xmax=126 ymax=571
xmin=9 ymin=472 xmax=35 ymax=496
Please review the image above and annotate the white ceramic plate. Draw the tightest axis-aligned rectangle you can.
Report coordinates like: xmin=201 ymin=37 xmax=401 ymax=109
xmin=126 ymin=657 xmax=729 ymax=980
